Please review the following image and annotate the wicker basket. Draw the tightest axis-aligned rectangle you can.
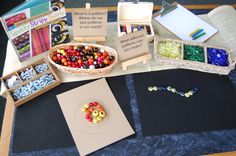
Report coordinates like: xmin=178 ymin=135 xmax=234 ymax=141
xmin=153 ymin=36 xmax=236 ymax=75
xmin=48 ymin=43 xmax=118 ymax=75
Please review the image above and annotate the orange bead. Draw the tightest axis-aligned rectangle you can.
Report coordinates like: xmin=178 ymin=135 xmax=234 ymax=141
xmin=89 ymin=107 xmax=94 ymax=112
xmin=98 ymin=107 xmax=104 ymax=112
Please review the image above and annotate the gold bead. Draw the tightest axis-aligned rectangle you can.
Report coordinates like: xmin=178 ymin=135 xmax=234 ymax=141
xmin=148 ymin=86 xmax=153 ymax=91
xmin=93 ymin=118 xmax=98 ymax=123
xmin=99 ymin=111 xmax=106 ymax=118
xmin=167 ymin=86 xmax=172 ymax=91
xmin=81 ymin=106 xmax=87 ymax=112
xmin=97 ymin=116 xmax=102 ymax=121
xmin=185 ymin=93 xmax=190 ymax=97
xmin=152 ymin=86 xmax=157 ymax=91
xmin=84 ymin=104 xmax=89 ymax=108
xmin=92 ymin=110 xmax=98 ymax=117
xmin=188 ymin=91 xmax=193 ymax=96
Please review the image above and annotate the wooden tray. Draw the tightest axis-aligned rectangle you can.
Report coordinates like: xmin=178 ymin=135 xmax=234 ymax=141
xmin=153 ymin=36 xmax=236 ymax=75
xmin=1 ymin=58 xmax=61 ymax=107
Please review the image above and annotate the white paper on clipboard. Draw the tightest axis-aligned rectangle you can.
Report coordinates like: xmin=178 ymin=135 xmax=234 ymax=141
xmin=154 ymin=4 xmax=218 ymax=43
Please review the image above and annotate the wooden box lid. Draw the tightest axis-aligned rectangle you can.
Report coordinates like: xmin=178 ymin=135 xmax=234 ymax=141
xmin=118 ymin=2 xmax=153 ymax=23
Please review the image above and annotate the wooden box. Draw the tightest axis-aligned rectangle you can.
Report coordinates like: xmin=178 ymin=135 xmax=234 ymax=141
xmin=117 ymin=2 xmax=154 ymax=42
xmin=1 ymin=59 xmax=61 ymax=107
xmin=153 ymin=36 xmax=236 ymax=75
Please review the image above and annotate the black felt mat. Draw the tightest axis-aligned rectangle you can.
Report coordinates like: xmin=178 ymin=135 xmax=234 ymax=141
xmin=133 ymin=69 xmax=236 ymax=136
xmin=12 ymin=76 xmax=134 ymax=153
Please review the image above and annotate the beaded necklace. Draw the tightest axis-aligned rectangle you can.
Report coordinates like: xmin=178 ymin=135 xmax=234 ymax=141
xmin=148 ymin=85 xmax=199 ymax=98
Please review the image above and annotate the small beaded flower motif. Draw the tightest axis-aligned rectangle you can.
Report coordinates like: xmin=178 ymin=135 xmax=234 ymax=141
xmin=148 ymin=85 xmax=199 ymax=98
xmin=81 ymin=102 xmax=106 ymax=123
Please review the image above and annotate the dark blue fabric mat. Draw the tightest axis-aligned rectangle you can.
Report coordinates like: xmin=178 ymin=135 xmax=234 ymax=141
xmin=133 ymin=69 xmax=236 ymax=136
xmin=12 ymin=76 xmax=134 ymax=153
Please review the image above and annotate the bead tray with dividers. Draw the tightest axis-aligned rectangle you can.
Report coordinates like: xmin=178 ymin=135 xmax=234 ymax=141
xmin=153 ymin=37 xmax=236 ymax=75
xmin=1 ymin=58 xmax=61 ymax=107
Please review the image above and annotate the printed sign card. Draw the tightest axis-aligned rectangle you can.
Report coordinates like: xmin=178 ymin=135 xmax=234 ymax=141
xmin=0 ymin=0 xmax=70 ymax=61
xmin=116 ymin=29 xmax=149 ymax=61
xmin=72 ymin=8 xmax=108 ymax=37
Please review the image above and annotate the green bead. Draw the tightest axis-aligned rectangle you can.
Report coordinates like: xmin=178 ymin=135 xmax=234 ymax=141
xmin=183 ymin=45 xmax=205 ymax=62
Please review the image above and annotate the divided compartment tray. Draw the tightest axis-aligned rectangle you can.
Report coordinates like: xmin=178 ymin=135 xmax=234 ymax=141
xmin=1 ymin=58 xmax=61 ymax=107
xmin=153 ymin=37 xmax=235 ymax=75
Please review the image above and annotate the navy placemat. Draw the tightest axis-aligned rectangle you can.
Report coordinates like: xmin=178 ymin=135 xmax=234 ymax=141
xmin=12 ymin=76 xmax=134 ymax=153
xmin=133 ymin=69 xmax=236 ymax=136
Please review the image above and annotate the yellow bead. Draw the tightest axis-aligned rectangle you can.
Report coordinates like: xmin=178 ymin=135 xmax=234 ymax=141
xmin=185 ymin=93 xmax=190 ymax=97
xmin=171 ymin=88 xmax=176 ymax=93
xmin=81 ymin=106 xmax=87 ymax=112
xmin=60 ymin=49 xmax=65 ymax=53
xmin=92 ymin=110 xmax=98 ymax=117
xmin=93 ymin=118 xmax=98 ymax=123
xmin=188 ymin=91 xmax=193 ymax=96
xmin=84 ymin=104 xmax=89 ymax=108
xmin=99 ymin=111 xmax=106 ymax=118
xmin=97 ymin=116 xmax=102 ymax=121
xmin=57 ymin=49 xmax=61 ymax=52
xmin=167 ymin=86 xmax=172 ymax=91
xmin=74 ymin=46 xmax=78 ymax=50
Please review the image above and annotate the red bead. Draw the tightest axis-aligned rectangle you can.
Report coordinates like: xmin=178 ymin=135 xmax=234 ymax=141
xmin=94 ymin=102 xmax=98 ymax=106
xmin=89 ymin=103 xmax=93 ymax=107
xmin=52 ymin=55 xmax=58 ymax=61
xmin=103 ymin=51 xmax=108 ymax=57
xmin=88 ymin=117 xmax=93 ymax=122
xmin=85 ymin=113 xmax=90 ymax=119
xmin=68 ymin=46 xmax=74 ymax=50
xmin=101 ymin=55 xmax=106 ymax=60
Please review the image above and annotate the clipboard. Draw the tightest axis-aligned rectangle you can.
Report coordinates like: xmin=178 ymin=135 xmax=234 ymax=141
xmin=153 ymin=1 xmax=218 ymax=43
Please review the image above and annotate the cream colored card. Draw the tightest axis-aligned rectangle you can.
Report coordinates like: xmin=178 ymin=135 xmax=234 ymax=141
xmin=72 ymin=8 xmax=107 ymax=37
xmin=56 ymin=78 xmax=134 ymax=156
xmin=116 ymin=29 xmax=149 ymax=61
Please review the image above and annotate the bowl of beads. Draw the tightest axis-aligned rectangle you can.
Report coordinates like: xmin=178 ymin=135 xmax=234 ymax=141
xmin=48 ymin=43 xmax=118 ymax=75
xmin=153 ymin=37 xmax=235 ymax=75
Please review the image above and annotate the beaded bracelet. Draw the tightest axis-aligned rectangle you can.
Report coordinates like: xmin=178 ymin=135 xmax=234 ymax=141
xmin=81 ymin=102 xmax=106 ymax=123
xmin=148 ymin=85 xmax=199 ymax=98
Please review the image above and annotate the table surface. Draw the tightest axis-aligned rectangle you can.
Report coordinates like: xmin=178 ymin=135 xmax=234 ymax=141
xmin=1 ymin=8 xmax=236 ymax=156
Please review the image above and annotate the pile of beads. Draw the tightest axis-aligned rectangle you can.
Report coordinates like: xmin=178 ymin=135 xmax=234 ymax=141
xmin=5 ymin=75 xmax=21 ymax=89
xmin=34 ymin=63 xmax=49 ymax=73
xmin=51 ymin=45 xmax=115 ymax=69
xmin=12 ymin=74 xmax=55 ymax=101
xmin=20 ymin=68 xmax=35 ymax=81
xmin=81 ymin=102 xmax=106 ymax=123
xmin=207 ymin=48 xmax=229 ymax=66
xmin=148 ymin=85 xmax=199 ymax=98
xmin=157 ymin=41 xmax=182 ymax=59
xmin=184 ymin=45 xmax=205 ymax=62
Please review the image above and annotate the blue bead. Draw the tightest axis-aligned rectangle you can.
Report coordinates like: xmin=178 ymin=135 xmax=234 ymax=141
xmin=207 ymin=48 xmax=229 ymax=66
xmin=180 ymin=92 xmax=185 ymax=96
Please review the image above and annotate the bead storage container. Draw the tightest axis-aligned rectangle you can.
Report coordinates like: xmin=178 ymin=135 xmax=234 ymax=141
xmin=1 ymin=59 xmax=61 ymax=107
xmin=153 ymin=37 xmax=235 ymax=75
xmin=117 ymin=2 xmax=154 ymax=42
xmin=48 ymin=43 xmax=118 ymax=75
